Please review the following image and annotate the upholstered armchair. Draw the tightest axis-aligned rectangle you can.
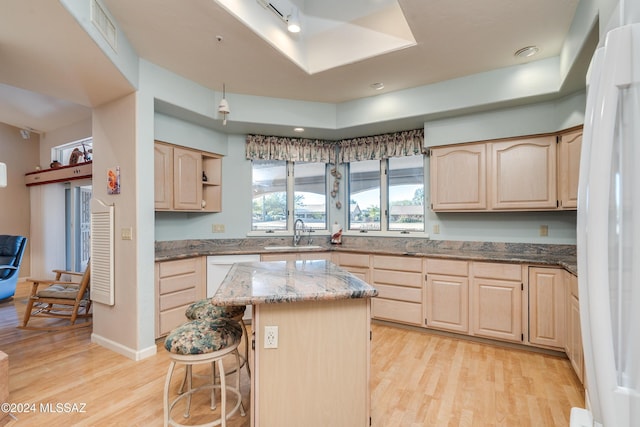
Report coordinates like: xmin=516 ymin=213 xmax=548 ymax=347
xmin=0 ymin=235 xmax=27 ymax=301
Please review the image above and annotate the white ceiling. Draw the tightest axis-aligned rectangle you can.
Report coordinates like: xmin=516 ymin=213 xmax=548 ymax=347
xmin=0 ymin=0 xmax=588 ymax=136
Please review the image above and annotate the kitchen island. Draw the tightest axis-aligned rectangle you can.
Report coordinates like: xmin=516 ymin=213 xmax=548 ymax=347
xmin=211 ymin=259 xmax=378 ymax=427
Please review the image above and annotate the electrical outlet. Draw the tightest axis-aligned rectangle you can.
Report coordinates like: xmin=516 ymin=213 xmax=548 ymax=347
xmin=539 ymin=225 xmax=549 ymax=236
xmin=264 ymin=326 xmax=278 ymax=349
xmin=432 ymin=224 xmax=440 ymax=234
xmin=212 ymin=224 xmax=225 ymax=233
xmin=121 ymin=227 xmax=133 ymax=240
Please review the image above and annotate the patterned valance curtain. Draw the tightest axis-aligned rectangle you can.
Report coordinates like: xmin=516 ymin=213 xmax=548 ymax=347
xmin=245 ymin=135 xmax=336 ymax=163
xmin=338 ymin=129 xmax=425 ymax=162
xmin=245 ymin=128 xmax=424 ymax=163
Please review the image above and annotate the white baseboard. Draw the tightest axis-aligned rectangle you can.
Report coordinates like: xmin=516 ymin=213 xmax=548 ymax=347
xmin=91 ymin=333 xmax=157 ymax=361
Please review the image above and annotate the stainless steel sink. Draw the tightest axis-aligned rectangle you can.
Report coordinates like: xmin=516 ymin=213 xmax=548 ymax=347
xmin=264 ymin=245 xmax=323 ymax=251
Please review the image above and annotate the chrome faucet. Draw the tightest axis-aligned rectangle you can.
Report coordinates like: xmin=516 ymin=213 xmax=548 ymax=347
xmin=293 ymin=218 xmax=305 ymax=246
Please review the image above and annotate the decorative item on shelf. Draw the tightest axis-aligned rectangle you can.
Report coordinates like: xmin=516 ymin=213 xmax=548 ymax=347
xmin=202 ymin=171 xmax=208 ymax=182
xmin=69 ymin=148 xmax=83 ymax=165
xmin=49 ymin=160 xmax=62 ymax=169
xmin=201 ymin=199 xmax=207 ymax=209
xmin=331 ymin=222 xmax=342 ymax=245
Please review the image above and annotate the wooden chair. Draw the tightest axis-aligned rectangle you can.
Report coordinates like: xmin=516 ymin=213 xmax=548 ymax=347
xmin=21 ymin=264 xmax=92 ymax=331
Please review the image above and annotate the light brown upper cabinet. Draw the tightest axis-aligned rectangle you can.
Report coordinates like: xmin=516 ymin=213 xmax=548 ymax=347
xmin=154 ymin=141 xmax=222 ymax=212
xmin=429 ymin=144 xmax=487 ymax=210
xmin=430 ymin=127 xmax=582 ymax=212
xmin=489 ymin=136 xmax=557 ymax=210
xmin=557 ymin=128 xmax=582 ymax=209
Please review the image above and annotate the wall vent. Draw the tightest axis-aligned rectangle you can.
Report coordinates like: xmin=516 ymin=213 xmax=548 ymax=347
xmin=91 ymin=0 xmax=117 ymax=52
xmin=91 ymin=198 xmax=115 ymax=306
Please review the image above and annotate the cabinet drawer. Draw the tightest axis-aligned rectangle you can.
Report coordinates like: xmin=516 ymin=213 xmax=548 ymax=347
xmin=373 ymin=255 xmax=422 ymax=272
xmin=375 ymin=284 xmax=421 ymax=303
xmin=159 ymin=306 xmax=191 ymax=336
xmin=472 ymin=261 xmax=521 ymax=281
xmin=338 ymin=252 xmax=370 ymax=268
xmin=372 ymin=298 xmax=422 ymax=325
xmin=373 ymin=269 xmax=422 ymax=288
xmin=158 ymin=257 xmax=201 ymax=278
xmin=159 ymin=288 xmax=199 ymax=311
xmin=158 ymin=273 xmax=199 ymax=295
xmin=425 ymin=258 xmax=468 ymax=276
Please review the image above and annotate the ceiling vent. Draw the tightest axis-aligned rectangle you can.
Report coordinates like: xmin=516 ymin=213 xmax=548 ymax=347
xmin=91 ymin=0 xmax=117 ymax=52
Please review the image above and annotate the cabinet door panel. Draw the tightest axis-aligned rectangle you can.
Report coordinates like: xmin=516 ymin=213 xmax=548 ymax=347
xmin=529 ymin=267 xmax=565 ymax=349
xmin=173 ymin=147 xmax=202 ymax=210
xmin=430 ymin=144 xmax=487 ymax=210
xmin=558 ymin=129 xmax=582 ymax=209
xmin=154 ymin=143 xmax=173 ymax=210
xmin=471 ymin=278 xmax=522 ymax=342
xmin=425 ymin=274 xmax=469 ymax=333
xmin=490 ymin=137 xmax=557 ymax=209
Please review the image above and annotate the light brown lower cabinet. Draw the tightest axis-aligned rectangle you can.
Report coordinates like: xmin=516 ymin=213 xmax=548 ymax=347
xmin=155 ymin=257 xmax=206 ymax=338
xmin=371 ymin=255 xmax=423 ymax=326
xmin=424 ymin=258 xmax=469 ymax=333
xmin=528 ymin=267 xmax=566 ymax=349
xmin=566 ymin=273 xmax=584 ymax=382
xmin=333 ymin=252 xmax=371 ymax=283
xmin=470 ymin=262 xmax=524 ymax=343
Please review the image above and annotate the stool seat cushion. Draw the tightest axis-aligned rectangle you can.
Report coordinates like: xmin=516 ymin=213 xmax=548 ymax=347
xmin=164 ymin=318 xmax=242 ymax=355
xmin=185 ymin=299 xmax=246 ymax=320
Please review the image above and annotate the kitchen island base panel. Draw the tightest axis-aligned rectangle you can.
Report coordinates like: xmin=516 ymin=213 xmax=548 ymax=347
xmin=253 ymin=298 xmax=371 ymax=427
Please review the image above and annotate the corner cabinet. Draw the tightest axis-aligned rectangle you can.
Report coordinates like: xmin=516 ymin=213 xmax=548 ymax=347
xmin=528 ymin=267 xmax=565 ymax=350
xmin=558 ymin=128 xmax=582 ymax=209
xmin=154 ymin=141 xmax=222 ymax=212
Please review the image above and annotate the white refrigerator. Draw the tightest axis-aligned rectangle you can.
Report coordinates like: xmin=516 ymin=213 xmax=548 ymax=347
xmin=571 ymin=3 xmax=640 ymax=426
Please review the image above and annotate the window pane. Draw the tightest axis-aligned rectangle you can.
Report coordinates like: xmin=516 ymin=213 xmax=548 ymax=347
xmin=252 ymin=160 xmax=287 ymax=231
xmin=388 ymin=155 xmax=424 ymax=231
xmin=294 ymin=162 xmax=327 ymax=230
xmin=349 ymin=160 xmax=380 ymax=231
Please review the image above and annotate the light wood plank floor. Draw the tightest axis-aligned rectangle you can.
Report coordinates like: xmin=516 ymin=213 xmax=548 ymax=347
xmin=1 ymin=282 xmax=583 ymax=426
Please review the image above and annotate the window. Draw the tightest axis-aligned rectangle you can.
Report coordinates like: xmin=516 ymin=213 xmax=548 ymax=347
xmin=388 ymin=155 xmax=424 ymax=232
xmin=294 ymin=162 xmax=327 ymax=230
xmin=252 ymin=160 xmax=328 ymax=232
xmin=252 ymin=160 xmax=287 ymax=231
xmin=348 ymin=160 xmax=381 ymax=231
xmin=348 ymin=155 xmax=425 ymax=233
xmin=53 ymin=138 xmax=92 ymax=166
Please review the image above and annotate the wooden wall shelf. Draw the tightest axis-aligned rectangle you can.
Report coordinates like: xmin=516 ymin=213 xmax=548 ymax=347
xmin=24 ymin=161 xmax=92 ymax=186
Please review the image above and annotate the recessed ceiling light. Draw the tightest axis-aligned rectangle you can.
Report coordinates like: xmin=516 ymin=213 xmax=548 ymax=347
xmin=293 ymin=127 xmax=304 ymax=133
xmin=514 ymin=46 xmax=539 ymax=58
xmin=370 ymin=82 xmax=384 ymax=90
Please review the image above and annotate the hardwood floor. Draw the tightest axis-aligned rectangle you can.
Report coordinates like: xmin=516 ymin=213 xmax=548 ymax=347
xmin=1 ymin=282 xmax=583 ymax=426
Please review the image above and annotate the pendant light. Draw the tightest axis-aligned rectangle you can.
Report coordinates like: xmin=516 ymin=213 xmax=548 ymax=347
xmin=218 ymin=83 xmax=230 ymax=126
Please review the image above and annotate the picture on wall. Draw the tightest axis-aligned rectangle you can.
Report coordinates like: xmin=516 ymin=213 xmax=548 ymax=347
xmin=107 ymin=166 xmax=120 ymax=195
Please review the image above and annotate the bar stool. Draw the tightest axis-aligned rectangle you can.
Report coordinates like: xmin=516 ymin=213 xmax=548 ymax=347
xmin=185 ymin=299 xmax=251 ymax=378
xmin=163 ymin=318 xmax=245 ymax=427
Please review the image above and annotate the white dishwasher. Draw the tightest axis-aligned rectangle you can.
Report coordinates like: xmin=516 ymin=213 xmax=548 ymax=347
xmin=207 ymin=254 xmax=260 ymax=320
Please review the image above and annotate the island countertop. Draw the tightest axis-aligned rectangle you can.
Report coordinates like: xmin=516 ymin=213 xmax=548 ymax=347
xmin=210 ymin=259 xmax=378 ymax=306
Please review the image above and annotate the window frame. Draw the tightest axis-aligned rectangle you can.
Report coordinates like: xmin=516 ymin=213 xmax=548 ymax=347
xmin=346 ymin=155 xmax=427 ymax=236
xmin=249 ymin=160 xmax=331 ymax=236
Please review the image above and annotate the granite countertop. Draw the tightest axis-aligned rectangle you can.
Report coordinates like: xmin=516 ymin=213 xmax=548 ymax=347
xmin=210 ymin=260 xmax=378 ymax=306
xmin=155 ymin=237 xmax=578 ymax=275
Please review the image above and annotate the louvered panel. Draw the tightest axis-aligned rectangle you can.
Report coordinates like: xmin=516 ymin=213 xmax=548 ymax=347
xmin=91 ymin=199 xmax=114 ymax=306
